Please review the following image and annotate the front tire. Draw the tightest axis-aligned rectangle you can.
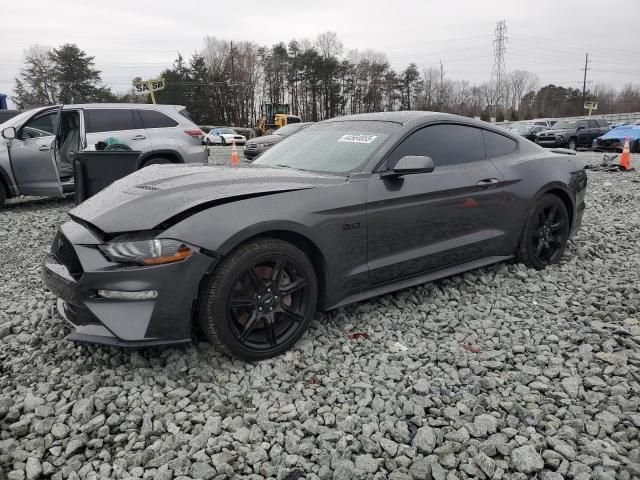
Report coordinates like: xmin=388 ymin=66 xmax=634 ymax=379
xmin=516 ymin=194 xmax=570 ymax=270
xmin=198 ymin=238 xmax=318 ymax=360
xmin=220 ymin=136 xmax=227 ymax=146
xmin=0 ymin=184 xmax=6 ymax=209
xmin=567 ymin=138 xmax=577 ymax=150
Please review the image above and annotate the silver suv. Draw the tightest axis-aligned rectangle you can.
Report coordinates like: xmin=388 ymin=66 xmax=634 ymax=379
xmin=0 ymin=103 xmax=207 ymax=207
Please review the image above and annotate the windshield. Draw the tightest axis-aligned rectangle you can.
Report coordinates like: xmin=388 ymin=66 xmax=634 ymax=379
xmin=510 ymin=124 xmax=532 ymax=133
xmin=221 ymin=128 xmax=237 ymax=134
xmin=553 ymin=120 xmax=578 ymax=129
xmin=275 ymin=123 xmax=305 ymax=137
xmin=254 ymin=121 xmax=397 ymax=174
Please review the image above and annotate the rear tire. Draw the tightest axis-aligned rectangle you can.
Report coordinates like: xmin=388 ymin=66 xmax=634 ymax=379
xmin=197 ymin=238 xmax=318 ymax=361
xmin=516 ymin=194 xmax=570 ymax=270
xmin=140 ymin=157 xmax=172 ymax=168
xmin=0 ymin=184 xmax=6 ymax=209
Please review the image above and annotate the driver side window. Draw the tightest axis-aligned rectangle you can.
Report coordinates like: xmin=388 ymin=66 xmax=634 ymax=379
xmin=385 ymin=124 xmax=486 ymax=170
xmin=21 ymin=112 xmax=58 ymax=139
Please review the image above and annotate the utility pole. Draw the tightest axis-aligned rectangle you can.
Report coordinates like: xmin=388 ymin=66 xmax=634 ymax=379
xmin=490 ymin=20 xmax=508 ymax=119
xmin=439 ymin=60 xmax=445 ymax=111
xmin=581 ymin=52 xmax=590 ymax=103
xmin=230 ymin=41 xmax=237 ymax=126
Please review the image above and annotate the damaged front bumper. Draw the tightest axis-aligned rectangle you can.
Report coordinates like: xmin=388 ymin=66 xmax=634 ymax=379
xmin=42 ymin=221 xmax=217 ymax=347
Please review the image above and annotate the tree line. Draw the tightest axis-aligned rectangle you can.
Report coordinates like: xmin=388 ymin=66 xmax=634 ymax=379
xmin=12 ymin=36 xmax=640 ymax=126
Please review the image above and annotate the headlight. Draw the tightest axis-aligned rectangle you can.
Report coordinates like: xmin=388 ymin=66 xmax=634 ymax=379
xmin=557 ymin=135 xmax=564 ymax=141
xmin=99 ymin=239 xmax=192 ymax=265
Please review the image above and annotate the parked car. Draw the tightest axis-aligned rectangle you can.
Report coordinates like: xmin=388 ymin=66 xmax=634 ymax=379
xmin=508 ymin=122 xmax=547 ymax=142
xmin=43 ymin=111 xmax=587 ymax=360
xmin=530 ymin=118 xmax=557 ymax=129
xmin=0 ymin=110 xmax=22 ymax=124
xmin=204 ymin=128 xmax=246 ymax=146
xmin=535 ymin=118 xmax=609 ymax=150
xmin=593 ymin=124 xmax=640 ymax=153
xmin=243 ymin=122 xmax=311 ymax=159
xmin=0 ymin=104 xmax=207 ymax=208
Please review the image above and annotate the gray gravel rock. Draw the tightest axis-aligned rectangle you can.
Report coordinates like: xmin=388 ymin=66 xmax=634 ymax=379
xmin=511 ymin=444 xmax=544 ymax=473
xmin=1 ymin=152 xmax=639 ymax=478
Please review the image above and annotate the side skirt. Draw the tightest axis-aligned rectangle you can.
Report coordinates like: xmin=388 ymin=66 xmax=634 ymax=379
xmin=326 ymin=255 xmax=513 ymax=310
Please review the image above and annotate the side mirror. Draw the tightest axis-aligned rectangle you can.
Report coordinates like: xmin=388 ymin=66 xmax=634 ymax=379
xmin=382 ymin=155 xmax=435 ymax=178
xmin=577 ymin=125 xmax=585 ymax=131
xmin=2 ymin=127 xmax=16 ymax=140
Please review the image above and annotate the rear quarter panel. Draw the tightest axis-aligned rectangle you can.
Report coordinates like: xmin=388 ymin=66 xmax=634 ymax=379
xmin=490 ymin=150 xmax=586 ymax=249
xmin=161 ymin=180 xmax=370 ymax=308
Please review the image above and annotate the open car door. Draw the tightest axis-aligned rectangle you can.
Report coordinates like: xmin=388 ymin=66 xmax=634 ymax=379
xmin=8 ymin=105 xmax=64 ymax=197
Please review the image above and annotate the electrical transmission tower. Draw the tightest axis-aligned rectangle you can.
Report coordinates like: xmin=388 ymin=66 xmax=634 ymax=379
xmin=490 ymin=20 xmax=508 ymax=116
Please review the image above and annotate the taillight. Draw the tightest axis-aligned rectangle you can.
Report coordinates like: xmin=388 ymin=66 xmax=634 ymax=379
xmin=184 ymin=129 xmax=203 ymax=139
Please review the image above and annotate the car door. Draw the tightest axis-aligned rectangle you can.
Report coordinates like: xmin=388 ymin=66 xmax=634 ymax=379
xmin=137 ymin=108 xmax=180 ymax=153
xmin=366 ymin=123 xmax=509 ymax=285
xmin=84 ymin=108 xmax=152 ymax=153
xmin=7 ymin=106 xmax=64 ymax=197
xmin=587 ymin=120 xmax=601 ymax=143
xmin=576 ymin=120 xmax=590 ymax=146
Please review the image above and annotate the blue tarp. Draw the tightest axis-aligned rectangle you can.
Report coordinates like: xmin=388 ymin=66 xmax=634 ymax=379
xmin=0 ymin=94 xmax=7 ymax=110
xmin=599 ymin=125 xmax=640 ymax=141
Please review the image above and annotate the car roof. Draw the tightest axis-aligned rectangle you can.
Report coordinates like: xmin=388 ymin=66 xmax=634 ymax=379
xmin=323 ymin=111 xmax=515 ymax=133
xmin=63 ymin=103 xmax=185 ymax=111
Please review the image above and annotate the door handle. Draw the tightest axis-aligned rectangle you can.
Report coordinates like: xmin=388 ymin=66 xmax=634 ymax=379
xmin=39 ymin=145 xmax=51 ymax=151
xmin=477 ymin=178 xmax=499 ymax=187
xmin=131 ymin=135 xmax=147 ymax=140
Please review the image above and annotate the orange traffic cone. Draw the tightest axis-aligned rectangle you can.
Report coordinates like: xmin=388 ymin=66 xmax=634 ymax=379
xmin=230 ymin=139 xmax=240 ymax=165
xmin=620 ymin=136 xmax=631 ymax=171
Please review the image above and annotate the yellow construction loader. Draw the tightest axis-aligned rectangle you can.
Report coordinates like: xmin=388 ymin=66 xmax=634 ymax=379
xmin=251 ymin=103 xmax=302 ymax=137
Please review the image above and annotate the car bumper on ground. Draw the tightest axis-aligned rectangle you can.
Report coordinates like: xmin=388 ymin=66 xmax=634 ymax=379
xmin=42 ymin=221 xmax=217 ymax=347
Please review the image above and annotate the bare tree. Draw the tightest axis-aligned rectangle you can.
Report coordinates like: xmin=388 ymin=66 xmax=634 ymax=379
xmin=315 ymin=31 xmax=343 ymax=59
xmin=507 ymin=70 xmax=538 ymax=111
xmin=13 ymin=44 xmax=58 ymax=107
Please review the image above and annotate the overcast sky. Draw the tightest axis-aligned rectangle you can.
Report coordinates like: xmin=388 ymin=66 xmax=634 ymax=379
xmin=2 ymin=0 xmax=639 ymax=105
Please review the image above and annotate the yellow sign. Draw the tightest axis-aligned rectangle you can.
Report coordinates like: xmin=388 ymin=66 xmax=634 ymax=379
xmin=133 ymin=78 xmax=165 ymax=104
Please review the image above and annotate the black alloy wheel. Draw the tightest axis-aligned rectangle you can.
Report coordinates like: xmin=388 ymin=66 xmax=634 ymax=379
xmin=198 ymin=238 xmax=317 ymax=360
xmin=516 ymin=194 xmax=570 ymax=270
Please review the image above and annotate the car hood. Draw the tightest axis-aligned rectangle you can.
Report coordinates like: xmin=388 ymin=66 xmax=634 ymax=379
xmin=247 ymin=134 xmax=283 ymax=145
xmin=540 ymin=128 xmax=573 ymax=135
xmin=70 ymin=164 xmax=345 ymax=234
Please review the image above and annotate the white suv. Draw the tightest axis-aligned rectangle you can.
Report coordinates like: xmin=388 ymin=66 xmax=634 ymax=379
xmin=0 ymin=104 xmax=207 ymax=207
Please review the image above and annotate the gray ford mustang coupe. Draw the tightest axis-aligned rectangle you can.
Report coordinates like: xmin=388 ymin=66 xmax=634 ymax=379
xmin=43 ymin=112 xmax=587 ymax=360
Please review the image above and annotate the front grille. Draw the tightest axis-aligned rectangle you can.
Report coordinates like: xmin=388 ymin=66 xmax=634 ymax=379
xmin=234 ymin=136 xmax=243 ymax=140
xmin=51 ymin=231 xmax=83 ymax=278
xmin=245 ymin=144 xmax=257 ymax=151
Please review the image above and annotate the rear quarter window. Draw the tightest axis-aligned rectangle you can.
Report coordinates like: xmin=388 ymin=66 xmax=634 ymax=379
xmin=85 ymin=109 xmax=136 ymax=133
xmin=139 ymin=109 xmax=179 ymax=128
xmin=483 ymin=130 xmax=518 ymax=158
xmin=597 ymin=119 xmax=609 ymax=128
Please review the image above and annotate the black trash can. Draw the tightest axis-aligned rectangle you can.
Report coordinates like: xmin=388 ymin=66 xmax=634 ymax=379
xmin=73 ymin=151 xmax=142 ymax=204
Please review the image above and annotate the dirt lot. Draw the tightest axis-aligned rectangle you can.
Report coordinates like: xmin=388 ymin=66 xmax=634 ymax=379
xmin=0 ymin=152 xmax=639 ymax=480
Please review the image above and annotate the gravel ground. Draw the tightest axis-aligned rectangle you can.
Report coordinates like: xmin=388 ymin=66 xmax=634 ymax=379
xmin=1 ymin=152 xmax=640 ymax=480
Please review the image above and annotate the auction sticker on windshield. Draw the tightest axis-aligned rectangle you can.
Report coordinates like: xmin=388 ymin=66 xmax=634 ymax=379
xmin=338 ymin=134 xmax=378 ymax=144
